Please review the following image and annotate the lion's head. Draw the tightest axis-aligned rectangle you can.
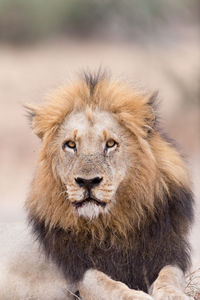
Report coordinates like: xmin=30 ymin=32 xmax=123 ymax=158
xmin=26 ymin=71 xmax=189 ymax=241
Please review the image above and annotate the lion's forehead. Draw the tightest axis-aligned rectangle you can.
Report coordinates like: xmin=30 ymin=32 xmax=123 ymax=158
xmin=62 ymin=109 xmax=123 ymax=144
xmin=56 ymin=109 xmax=128 ymax=184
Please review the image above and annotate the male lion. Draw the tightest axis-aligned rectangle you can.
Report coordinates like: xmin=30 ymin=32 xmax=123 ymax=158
xmin=25 ymin=71 xmax=193 ymax=300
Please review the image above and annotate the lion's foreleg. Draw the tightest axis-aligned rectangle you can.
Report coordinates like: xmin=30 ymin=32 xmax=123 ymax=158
xmin=78 ymin=269 xmax=153 ymax=300
xmin=150 ymin=265 xmax=192 ymax=300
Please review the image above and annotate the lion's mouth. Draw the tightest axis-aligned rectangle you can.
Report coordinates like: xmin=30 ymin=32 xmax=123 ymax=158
xmin=72 ymin=197 xmax=107 ymax=209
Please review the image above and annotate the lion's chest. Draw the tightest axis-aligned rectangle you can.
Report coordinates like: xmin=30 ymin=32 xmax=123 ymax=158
xmin=49 ymin=231 xmax=148 ymax=292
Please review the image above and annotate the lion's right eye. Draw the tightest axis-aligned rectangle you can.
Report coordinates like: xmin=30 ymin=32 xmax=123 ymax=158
xmin=62 ymin=140 xmax=76 ymax=151
xmin=106 ymin=139 xmax=118 ymax=149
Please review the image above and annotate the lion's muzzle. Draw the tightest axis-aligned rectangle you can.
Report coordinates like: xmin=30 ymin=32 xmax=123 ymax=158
xmin=73 ymin=176 xmax=106 ymax=209
xmin=71 ymin=175 xmax=108 ymax=218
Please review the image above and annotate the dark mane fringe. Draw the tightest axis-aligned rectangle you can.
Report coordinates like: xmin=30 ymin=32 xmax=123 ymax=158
xmin=82 ymin=68 xmax=109 ymax=95
xmin=28 ymin=184 xmax=193 ymax=292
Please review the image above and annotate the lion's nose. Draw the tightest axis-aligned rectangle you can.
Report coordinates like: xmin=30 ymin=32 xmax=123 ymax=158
xmin=75 ymin=177 xmax=103 ymax=190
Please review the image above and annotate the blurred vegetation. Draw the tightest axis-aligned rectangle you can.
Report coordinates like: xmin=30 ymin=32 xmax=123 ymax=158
xmin=165 ymin=69 xmax=200 ymax=109
xmin=0 ymin=0 xmax=199 ymax=44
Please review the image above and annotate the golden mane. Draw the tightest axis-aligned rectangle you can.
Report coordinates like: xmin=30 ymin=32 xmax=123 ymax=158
xmin=26 ymin=73 xmax=190 ymax=245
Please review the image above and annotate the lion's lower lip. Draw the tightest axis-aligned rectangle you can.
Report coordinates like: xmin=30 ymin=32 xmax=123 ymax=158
xmin=72 ymin=197 xmax=107 ymax=209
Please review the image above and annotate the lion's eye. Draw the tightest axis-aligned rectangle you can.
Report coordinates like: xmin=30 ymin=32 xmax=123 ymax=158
xmin=62 ymin=140 xmax=76 ymax=150
xmin=106 ymin=139 xmax=117 ymax=149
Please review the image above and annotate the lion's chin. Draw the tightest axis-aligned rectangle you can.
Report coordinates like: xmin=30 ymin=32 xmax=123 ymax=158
xmin=74 ymin=202 xmax=108 ymax=219
xmin=72 ymin=197 xmax=107 ymax=209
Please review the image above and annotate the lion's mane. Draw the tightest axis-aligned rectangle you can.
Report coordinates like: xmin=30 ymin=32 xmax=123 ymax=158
xmin=26 ymin=71 xmax=193 ymax=292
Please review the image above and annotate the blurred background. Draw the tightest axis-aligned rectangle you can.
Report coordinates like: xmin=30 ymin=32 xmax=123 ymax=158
xmin=0 ymin=0 xmax=199 ymax=267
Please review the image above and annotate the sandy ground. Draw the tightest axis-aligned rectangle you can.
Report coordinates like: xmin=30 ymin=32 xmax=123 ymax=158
xmin=0 ymin=37 xmax=199 ymax=270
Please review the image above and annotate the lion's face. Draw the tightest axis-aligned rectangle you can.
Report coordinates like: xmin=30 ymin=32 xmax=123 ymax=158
xmin=56 ymin=109 xmax=129 ymax=219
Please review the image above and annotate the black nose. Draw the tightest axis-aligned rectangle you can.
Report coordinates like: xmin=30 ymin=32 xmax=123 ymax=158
xmin=75 ymin=177 xmax=103 ymax=190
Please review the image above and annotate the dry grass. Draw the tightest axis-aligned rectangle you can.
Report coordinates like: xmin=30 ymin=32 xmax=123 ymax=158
xmin=185 ymin=268 xmax=200 ymax=299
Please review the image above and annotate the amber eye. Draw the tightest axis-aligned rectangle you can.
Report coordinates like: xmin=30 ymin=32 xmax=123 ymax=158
xmin=62 ymin=140 xmax=76 ymax=150
xmin=106 ymin=139 xmax=117 ymax=149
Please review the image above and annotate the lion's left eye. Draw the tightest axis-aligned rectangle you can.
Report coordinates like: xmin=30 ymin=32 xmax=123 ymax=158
xmin=106 ymin=139 xmax=118 ymax=149
xmin=62 ymin=140 xmax=76 ymax=151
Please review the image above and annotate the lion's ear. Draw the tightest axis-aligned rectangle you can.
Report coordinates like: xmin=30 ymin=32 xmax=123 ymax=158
xmin=147 ymin=91 xmax=159 ymax=109
xmin=143 ymin=91 xmax=159 ymax=136
xmin=24 ymin=104 xmax=44 ymax=139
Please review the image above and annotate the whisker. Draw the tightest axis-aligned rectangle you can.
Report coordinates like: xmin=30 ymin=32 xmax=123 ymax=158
xmin=69 ymin=194 xmax=82 ymax=198
xmin=67 ymin=188 xmax=80 ymax=193
xmin=58 ymin=190 xmax=68 ymax=198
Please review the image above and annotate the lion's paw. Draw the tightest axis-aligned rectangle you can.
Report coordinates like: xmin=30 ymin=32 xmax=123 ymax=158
xmin=120 ymin=289 xmax=153 ymax=300
xmin=152 ymin=287 xmax=193 ymax=300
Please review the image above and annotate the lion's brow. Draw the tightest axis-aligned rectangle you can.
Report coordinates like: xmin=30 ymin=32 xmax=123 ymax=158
xmin=73 ymin=130 xmax=78 ymax=141
xmin=103 ymin=130 xmax=107 ymax=141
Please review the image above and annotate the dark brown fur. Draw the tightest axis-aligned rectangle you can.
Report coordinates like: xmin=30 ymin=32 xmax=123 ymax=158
xmin=29 ymin=184 xmax=193 ymax=292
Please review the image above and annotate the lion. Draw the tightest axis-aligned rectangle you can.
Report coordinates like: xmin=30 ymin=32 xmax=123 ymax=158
xmin=25 ymin=71 xmax=193 ymax=300
xmin=0 ymin=222 xmax=72 ymax=299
